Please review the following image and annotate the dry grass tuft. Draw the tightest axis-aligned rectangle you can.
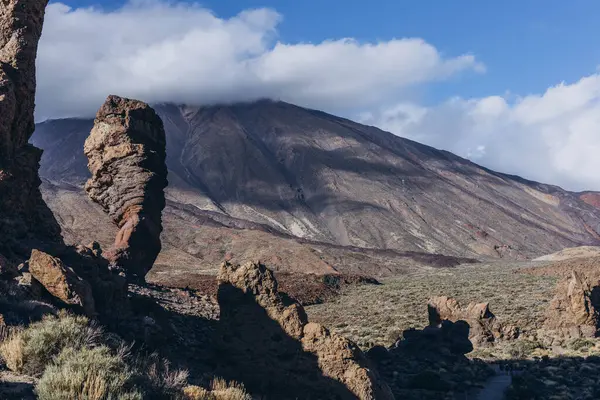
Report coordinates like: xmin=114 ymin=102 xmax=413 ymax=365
xmin=182 ymin=378 xmax=251 ymax=400
xmin=0 ymin=329 xmax=25 ymax=372
xmin=36 ymin=346 xmax=141 ymax=400
xmin=210 ymin=378 xmax=251 ymax=400
xmin=132 ymin=352 xmax=189 ymax=396
xmin=0 ymin=311 xmax=103 ymax=376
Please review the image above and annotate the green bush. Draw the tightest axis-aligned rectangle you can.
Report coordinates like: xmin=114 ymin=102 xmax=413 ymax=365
xmin=1 ymin=311 xmax=192 ymax=399
xmin=1 ymin=311 xmax=102 ymax=376
xmin=132 ymin=352 xmax=189 ymax=398
xmin=567 ymin=338 xmax=595 ymax=352
xmin=507 ymin=339 xmax=545 ymax=359
xmin=36 ymin=346 xmax=141 ymax=400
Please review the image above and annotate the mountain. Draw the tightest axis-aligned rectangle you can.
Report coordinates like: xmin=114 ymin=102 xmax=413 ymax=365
xmin=32 ymin=100 xmax=600 ymax=278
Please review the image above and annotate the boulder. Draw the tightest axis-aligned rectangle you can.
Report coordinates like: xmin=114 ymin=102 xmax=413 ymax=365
xmin=544 ymin=271 xmax=599 ymax=338
xmin=428 ymin=296 xmax=503 ymax=346
xmin=28 ymin=249 xmax=95 ymax=317
xmin=217 ymin=261 xmax=393 ymax=400
xmin=84 ymin=95 xmax=168 ymax=280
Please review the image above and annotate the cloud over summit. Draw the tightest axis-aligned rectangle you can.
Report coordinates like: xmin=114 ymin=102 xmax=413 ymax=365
xmin=36 ymin=1 xmax=600 ymax=192
xmin=361 ymin=74 xmax=600 ymax=192
xmin=36 ymin=0 xmax=482 ymax=119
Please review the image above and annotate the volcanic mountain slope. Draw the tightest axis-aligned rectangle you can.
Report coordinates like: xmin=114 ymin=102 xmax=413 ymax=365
xmin=33 ymin=100 xmax=600 ymax=271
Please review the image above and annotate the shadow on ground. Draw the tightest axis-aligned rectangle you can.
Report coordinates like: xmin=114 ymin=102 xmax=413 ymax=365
xmin=125 ymin=283 xmax=358 ymax=399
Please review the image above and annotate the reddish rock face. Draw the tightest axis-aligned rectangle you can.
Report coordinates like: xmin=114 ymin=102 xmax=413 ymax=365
xmin=84 ymin=95 xmax=168 ymax=280
xmin=581 ymin=193 xmax=600 ymax=210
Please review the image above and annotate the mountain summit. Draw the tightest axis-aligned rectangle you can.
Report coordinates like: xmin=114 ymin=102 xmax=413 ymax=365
xmin=32 ymin=100 xmax=600 ymax=272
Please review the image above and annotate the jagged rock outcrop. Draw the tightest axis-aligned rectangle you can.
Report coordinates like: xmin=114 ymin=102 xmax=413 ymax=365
xmin=84 ymin=95 xmax=168 ymax=280
xmin=544 ymin=271 xmax=599 ymax=339
xmin=427 ymin=296 xmax=514 ymax=346
xmin=367 ymin=309 xmax=494 ymax=398
xmin=216 ymin=261 xmax=393 ymax=400
xmin=28 ymin=249 xmax=95 ymax=317
xmin=0 ymin=0 xmax=61 ymax=259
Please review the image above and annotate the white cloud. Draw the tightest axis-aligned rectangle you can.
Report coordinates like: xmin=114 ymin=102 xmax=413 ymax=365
xmin=360 ymin=74 xmax=600 ymax=191
xmin=36 ymin=0 xmax=483 ymax=119
xmin=36 ymin=1 xmax=599 ymax=192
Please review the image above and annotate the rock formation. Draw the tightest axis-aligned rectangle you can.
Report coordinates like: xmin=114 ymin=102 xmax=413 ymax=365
xmin=544 ymin=271 xmax=599 ymax=339
xmin=84 ymin=95 xmax=168 ymax=280
xmin=0 ymin=2 xmax=132 ymax=326
xmin=0 ymin=0 xmax=61 ymax=260
xmin=28 ymin=249 xmax=95 ymax=317
xmin=427 ymin=296 xmax=514 ymax=346
xmin=0 ymin=0 xmax=48 ymax=158
xmin=216 ymin=261 xmax=393 ymax=400
xmin=367 ymin=305 xmax=494 ymax=398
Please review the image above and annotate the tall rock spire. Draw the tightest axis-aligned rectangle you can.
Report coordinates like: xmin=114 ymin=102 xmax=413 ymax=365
xmin=0 ymin=0 xmax=60 ymax=259
xmin=0 ymin=0 xmax=49 ymax=161
xmin=84 ymin=95 xmax=168 ymax=280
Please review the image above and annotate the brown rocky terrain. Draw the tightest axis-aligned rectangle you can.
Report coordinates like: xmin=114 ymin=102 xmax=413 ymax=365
xmin=534 ymin=245 xmax=600 ymax=261
xmin=216 ymin=261 xmax=394 ymax=399
xmin=41 ymin=177 xmax=477 ymax=282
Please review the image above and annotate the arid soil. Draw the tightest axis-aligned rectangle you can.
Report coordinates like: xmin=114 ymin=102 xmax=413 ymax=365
xmin=533 ymin=246 xmax=600 ymax=261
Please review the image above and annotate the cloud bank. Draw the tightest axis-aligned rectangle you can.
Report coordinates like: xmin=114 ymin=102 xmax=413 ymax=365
xmin=37 ymin=0 xmax=481 ymax=119
xmin=36 ymin=1 xmax=600 ymax=191
xmin=360 ymin=75 xmax=600 ymax=191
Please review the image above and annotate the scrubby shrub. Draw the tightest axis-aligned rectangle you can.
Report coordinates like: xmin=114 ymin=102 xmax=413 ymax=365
xmin=210 ymin=379 xmax=251 ymax=400
xmin=36 ymin=346 xmax=141 ymax=400
xmin=182 ymin=378 xmax=251 ymax=400
xmin=132 ymin=352 xmax=189 ymax=398
xmin=0 ymin=311 xmax=102 ymax=375
xmin=0 ymin=311 xmax=108 ymax=376
xmin=1 ymin=311 xmax=192 ymax=399
xmin=507 ymin=339 xmax=545 ymax=359
xmin=0 ymin=328 xmax=24 ymax=371
xmin=567 ymin=338 xmax=595 ymax=352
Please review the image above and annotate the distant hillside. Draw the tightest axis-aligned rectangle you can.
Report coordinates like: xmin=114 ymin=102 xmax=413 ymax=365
xmin=32 ymin=100 xmax=600 ymax=276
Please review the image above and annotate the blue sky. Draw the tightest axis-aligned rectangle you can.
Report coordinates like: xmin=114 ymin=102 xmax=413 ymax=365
xmin=39 ymin=0 xmax=600 ymax=190
xmin=56 ymin=0 xmax=600 ymax=104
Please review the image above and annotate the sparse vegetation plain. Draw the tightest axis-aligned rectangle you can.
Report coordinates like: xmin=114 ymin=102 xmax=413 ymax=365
xmin=307 ymin=262 xmax=559 ymax=351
